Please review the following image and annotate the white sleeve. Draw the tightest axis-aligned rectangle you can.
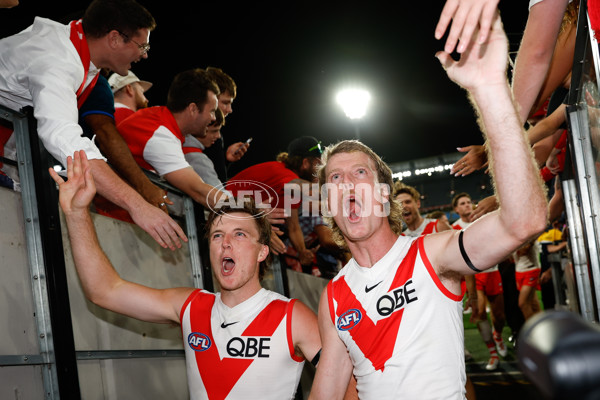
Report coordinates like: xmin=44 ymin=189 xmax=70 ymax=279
xmin=529 ymin=0 xmax=570 ymax=10
xmin=143 ymin=126 xmax=190 ymax=176
xmin=528 ymin=0 xmax=544 ymax=9
xmin=24 ymin=39 xmax=105 ymax=166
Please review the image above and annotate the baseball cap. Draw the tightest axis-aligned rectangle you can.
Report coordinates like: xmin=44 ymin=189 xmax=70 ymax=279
xmin=108 ymin=71 xmax=153 ymax=94
xmin=287 ymin=136 xmax=323 ymax=158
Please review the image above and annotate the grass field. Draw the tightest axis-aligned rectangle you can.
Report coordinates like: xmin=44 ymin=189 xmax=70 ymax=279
xmin=463 ymin=293 xmax=547 ymax=399
xmin=462 ymin=290 xmax=545 ymax=370
xmin=464 ymin=316 xmax=516 ymax=369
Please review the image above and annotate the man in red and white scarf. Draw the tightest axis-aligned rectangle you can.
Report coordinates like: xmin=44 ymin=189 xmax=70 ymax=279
xmin=0 ymin=0 xmax=186 ymax=250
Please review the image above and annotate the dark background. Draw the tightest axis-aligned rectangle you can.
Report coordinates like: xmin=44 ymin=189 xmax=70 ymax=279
xmin=0 ymin=1 xmax=529 ymax=177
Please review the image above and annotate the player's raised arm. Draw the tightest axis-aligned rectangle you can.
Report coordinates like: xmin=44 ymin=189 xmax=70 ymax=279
xmin=431 ymin=11 xmax=548 ymax=276
xmin=50 ymin=150 xmax=192 ymax=324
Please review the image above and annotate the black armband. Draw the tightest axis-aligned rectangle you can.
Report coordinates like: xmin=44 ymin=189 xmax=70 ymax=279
xmin=311 ymin=349 xmax=322 ymax=367
xmin=459 ymin=230 xmax=483 ymax=273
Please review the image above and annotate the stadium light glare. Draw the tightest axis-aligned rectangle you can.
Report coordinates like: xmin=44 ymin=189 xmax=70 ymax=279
xmin=336 ymin=88 xmax=371 ymax=120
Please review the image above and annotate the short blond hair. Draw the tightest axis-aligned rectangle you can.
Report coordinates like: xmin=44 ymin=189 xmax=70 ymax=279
xmin=317 ymin=140 xmax=403 ymax=247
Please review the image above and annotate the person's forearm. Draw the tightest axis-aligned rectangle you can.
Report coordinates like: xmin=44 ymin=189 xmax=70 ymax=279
xmin=511 ymin=0 xmax=569 ymax=123
xmin=532 ymin=134 xmax=559 ymax=168
xmin=286 ymin=212 xmax=306 ymax=253
xmin=548 ymin=188 xmax=565 ymax=224
xmin=471 ymin=83 xmax=548 ymax=239
xmin=64 ymin=208 xmax=122 ymax=306
xmin=526 ymin=104 xmax=567 ymax=146
xmin=189 ymin=182 xmax=228 ymax=209
xmin=89 ymin=159 xmax=146 ymax=213
xmin=512 ymin=60 xmax=554 ymax=124
xmin=163 ymin=167 xmax=228 ymax=209
xmin=547 ymin=241 xmax=567 ymax=253
xmin=288 ymin=224 xmax=306 ymax=253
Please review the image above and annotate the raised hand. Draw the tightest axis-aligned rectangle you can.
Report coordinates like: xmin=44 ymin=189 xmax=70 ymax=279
xmin=49 ymin=150 xmax=96 ymax=215
xmin=436 ymin=10 xmax=508 ymax=92
xmin=451 ymin=145 xmax=488 ymax=176
xmin=469 ymin=195 xmax=498 ymax=222
xmin=435 ymin=0 xmax=500 ymax=54
xmin=269 ymin=230 xmax=287 ymax=255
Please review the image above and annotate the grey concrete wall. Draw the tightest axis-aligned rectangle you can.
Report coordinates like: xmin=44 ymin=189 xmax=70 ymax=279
xmin=1 ymin=185 xmax=331 ymax=399
xmin=61 ymin=210 xmax=193 ymax=399
xmin=0 ymin=187 xmax=45 ymax=399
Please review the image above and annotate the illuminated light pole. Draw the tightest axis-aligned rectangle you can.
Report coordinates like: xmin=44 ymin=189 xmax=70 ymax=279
xmin=336 ymin=88 xmax=371 ymax=141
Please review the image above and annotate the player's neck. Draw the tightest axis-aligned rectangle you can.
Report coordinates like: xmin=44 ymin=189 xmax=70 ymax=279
xmin=346 ymin=227 xmax=398 ymax=268
xmin=219 ymin=281 xmax=262 ymax=308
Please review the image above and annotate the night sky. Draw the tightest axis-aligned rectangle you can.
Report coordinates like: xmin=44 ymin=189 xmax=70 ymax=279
xmin=0 ymin=1 xmax=529 ymax=176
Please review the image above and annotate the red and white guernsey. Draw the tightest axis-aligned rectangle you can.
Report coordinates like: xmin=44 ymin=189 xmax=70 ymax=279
xmin=180 ymin=288 xmax=304 ymax=400
xmin=452 ymin=218 xmax=471 ymax=231
xmin=514 ymin=241 xmax=542 ymax=272
xmin=327 ymin=235 xmax=466 ymax=399
xmin=403 ymin=217 xmax=439 ymax=237
xmin=117 ymin=105 xmax=190 ymax=176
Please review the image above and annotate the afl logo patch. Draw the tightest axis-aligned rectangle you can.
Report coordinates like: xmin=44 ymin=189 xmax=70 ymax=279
xmin=337 ymin=309 xmax=362 ymax=331
xmin=188 ymin=332 xmax=212 ymax=352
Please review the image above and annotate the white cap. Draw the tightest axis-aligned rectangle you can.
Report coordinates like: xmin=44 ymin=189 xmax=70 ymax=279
xmin=107 ymin=71 xmax=153 ymax=94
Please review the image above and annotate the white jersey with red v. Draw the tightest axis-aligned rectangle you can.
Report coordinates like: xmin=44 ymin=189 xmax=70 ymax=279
xmin=327 ymin=235 xmax=466 ymax=399
xmin=180 ymin=288 xmax=304 ymax=400
xmin=403 ymin=217 xmax=439 ymax=237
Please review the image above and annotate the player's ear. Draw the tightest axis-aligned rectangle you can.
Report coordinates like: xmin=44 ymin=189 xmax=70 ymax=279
xmin=107 ymin=30 xmax=122 ymax=50
xmin=257 ymin=244 xmax=269 ymax=263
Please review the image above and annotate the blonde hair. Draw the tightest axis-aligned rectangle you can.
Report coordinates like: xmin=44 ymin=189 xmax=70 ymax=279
xmin=317 ymin=140 xmax=403 ymax=247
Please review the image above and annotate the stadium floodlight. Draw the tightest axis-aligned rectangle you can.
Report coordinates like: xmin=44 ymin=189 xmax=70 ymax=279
xmin=336 ymin=88 xmax=371 ymax=120
xmin=336 ymin=88 xmax=371 ymax=140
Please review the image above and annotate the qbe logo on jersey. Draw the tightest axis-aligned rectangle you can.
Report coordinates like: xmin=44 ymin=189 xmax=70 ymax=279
xmin=337 ymin=309 xmax=362 ymax=331
xmin=188 ymin=332 xmax=212 ymax=352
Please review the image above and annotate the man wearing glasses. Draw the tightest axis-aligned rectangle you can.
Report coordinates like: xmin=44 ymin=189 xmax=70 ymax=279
xmin=0 ymin=0 xmax=187 ymax=250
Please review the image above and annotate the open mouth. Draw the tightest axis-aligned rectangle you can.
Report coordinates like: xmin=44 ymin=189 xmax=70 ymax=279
xmin=345 ymin=195 xmax=361 ymax=222
xmin=222 ymin=257 xmax=235 ymax=275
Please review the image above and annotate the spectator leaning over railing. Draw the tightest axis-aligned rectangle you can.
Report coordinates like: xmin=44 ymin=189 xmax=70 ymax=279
xmin=0 ymin=0 xmax=186 ymax=250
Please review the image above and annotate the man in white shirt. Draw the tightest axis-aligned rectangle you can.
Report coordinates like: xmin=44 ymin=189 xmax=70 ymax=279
xmin=0 ymin=0 xmax=186 ymax=250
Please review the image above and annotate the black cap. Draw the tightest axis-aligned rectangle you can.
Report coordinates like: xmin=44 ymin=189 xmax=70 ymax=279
xmin=287 ymin=136 xmax=322 ymax=158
